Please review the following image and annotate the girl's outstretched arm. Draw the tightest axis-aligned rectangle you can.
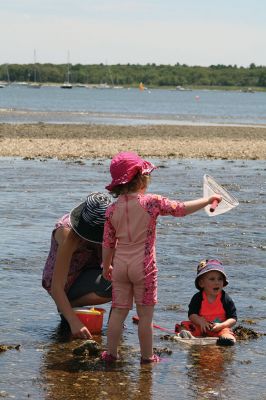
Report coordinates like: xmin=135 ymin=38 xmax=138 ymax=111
xmin=184 ymin=195 xmax=221 ymax=215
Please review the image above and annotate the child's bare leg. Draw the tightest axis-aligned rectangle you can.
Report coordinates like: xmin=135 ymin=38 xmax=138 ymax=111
xmin=107 ymin=307 xmax=129 ymax=357
xmin=136 ymin=304 xmax=154 ymax=359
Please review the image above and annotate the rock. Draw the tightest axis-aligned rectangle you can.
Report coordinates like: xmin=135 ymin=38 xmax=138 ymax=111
xmin=72 ymin=340 xmax=100 ymax=356
xmin=153 ymin=347 xmax=172 ymax=356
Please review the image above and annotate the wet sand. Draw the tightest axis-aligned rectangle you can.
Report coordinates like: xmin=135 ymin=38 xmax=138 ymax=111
xmin=0 ymin=123 xmax=265 ymax=160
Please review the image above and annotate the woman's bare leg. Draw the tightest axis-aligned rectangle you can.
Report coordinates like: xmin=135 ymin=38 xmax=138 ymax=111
xmin=70 ymin=292 xmax=111 ymax=307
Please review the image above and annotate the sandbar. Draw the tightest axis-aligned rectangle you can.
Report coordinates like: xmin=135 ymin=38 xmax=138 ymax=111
xmin=0 ymin=123 xmax=265 ymax=160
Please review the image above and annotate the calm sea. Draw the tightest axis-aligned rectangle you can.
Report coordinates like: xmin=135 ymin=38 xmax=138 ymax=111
xmin=0 ymin=85 xmax=266 ymax=125
xmin=0 ymin=157 xmax=265 ymax=399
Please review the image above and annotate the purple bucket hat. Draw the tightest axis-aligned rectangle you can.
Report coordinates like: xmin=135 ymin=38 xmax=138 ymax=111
xmin=195 ymin=259 xmax=228 ymax=290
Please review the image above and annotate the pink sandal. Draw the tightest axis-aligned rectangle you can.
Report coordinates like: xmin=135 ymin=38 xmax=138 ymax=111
xmin=101 ymin=351 xmax=117 ymax=363
xmin=141 ymin=354 xmax=160 ymax=364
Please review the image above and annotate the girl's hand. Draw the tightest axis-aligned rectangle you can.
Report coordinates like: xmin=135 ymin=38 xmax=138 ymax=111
xmin=208 ymin=194 xmax=222 ymax=205
xmin=103 ymin=265 xmax=113 ymax=281
xmin=70 ymin=319 xmax=93 ymax=339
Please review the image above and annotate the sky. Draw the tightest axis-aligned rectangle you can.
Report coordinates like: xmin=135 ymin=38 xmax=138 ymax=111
xmin=1 ymin=0 xmax=266 ymax=67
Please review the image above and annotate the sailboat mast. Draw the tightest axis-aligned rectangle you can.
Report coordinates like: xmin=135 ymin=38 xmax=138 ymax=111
xmin=28 ymin=49 xmax=41 ymax=88
xmin=106 ymin=59 xmax=114 ymax=87
xmin=34 ymin=49 xmax=37 ymax=83
xmin=67 ymin=50 xmax=70 ymax=83
xmin=61 ymin=51 xmax=73 ymax=88
xmin=6 ymin=64 xmax=10 ymax=83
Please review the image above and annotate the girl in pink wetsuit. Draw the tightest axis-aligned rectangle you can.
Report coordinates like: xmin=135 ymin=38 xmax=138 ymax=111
xmin=101 ymin=152 xmax=221 ymax=363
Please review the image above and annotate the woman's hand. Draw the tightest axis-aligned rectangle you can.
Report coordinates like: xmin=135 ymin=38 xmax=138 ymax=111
xmin=70 ymin=318 xmax=93 ymax=339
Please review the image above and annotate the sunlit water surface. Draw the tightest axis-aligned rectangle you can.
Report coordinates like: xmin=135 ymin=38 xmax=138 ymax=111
xmin=0 ymin=85 xmax=266 ymax=125
xmin=0 ymin=157 xmax=265 ymax=399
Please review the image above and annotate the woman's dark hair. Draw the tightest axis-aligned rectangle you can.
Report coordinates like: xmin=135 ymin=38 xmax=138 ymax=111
xmin=110 ymin=172 xmax=151 ymax=197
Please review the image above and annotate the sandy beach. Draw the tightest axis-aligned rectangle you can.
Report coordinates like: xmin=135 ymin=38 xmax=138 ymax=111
xmin=0 ymin=123 xmax=265 ymax=160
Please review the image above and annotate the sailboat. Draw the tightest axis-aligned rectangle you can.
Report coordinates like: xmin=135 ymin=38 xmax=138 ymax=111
xmin=95 ymin=61 xmax=123 ymax=89
xmin=61 ymin=51 xmax=72 ymax=89
xmin=28 ymin=50 xmax=42 ymax=88
xmin=95 ymin=61 xmax=113 ymax=89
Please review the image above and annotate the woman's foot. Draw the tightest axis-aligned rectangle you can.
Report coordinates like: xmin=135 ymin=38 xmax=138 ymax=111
xmin=101 ymin=351 xmax=117 ymax=362
xmin=140 ymin=354 xmax=160 ymax=364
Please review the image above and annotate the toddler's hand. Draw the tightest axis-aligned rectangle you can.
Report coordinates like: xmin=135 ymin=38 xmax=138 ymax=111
xmin=198 ymin=317 xmax=213 ymax=333
xmin=209 ymin=322 xmax=222 ymax=332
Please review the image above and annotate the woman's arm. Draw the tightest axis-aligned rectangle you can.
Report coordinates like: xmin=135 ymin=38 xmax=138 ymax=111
xmin=51 ymin=227 xmax=92 ymax=339
xmin=184 ymin=195 xmax=221 ymax=215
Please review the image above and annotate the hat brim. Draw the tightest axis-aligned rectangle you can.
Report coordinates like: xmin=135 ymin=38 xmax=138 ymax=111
xmin=106 ymin=163 xmax=156 ymax=191
xmin=195 ymin=268 xmax=228 ymax=290
xmin=70 ymin=202 xmax=104 ymax=244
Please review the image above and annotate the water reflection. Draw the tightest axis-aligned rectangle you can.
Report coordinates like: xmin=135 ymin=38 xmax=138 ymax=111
xmin=186 ymin=344 xmax=233 ymax=399
xmin=41 ymin=322 xmax=153 ymax=400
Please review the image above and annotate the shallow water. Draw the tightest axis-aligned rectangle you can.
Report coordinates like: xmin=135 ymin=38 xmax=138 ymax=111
xmin=0 ymin=157 xmax=265 ymax=399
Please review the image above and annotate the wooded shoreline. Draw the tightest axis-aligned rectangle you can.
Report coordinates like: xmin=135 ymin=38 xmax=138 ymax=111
xmin=1 ymin=62 xmax=266 ymax=89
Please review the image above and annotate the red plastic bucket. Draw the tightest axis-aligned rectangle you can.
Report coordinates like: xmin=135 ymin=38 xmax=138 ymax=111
xmin=73 ymin=307 xmax=105 ymax=334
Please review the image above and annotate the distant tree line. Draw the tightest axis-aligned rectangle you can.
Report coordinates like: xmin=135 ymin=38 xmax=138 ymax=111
xmin=1 ymin=62 xmax=266 ymax=88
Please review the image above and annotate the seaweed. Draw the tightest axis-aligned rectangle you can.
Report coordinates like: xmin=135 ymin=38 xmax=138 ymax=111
xmin=233 ymin=325 xmax=261 ymax=340
xmin=0 ymin=344 xmax=21 ymax=353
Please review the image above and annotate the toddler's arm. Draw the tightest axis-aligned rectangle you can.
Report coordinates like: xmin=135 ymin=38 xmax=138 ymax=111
xmin=210 ymin=318 xmax=237 ymax=333
xmin=184 ymin=195 xmax=221 ymax=215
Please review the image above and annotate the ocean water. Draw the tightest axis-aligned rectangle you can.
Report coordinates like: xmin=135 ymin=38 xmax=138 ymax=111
xmin=0 ymin=157 xmax=265 ymax=399
xmin=0 ymin=85 xmax=266 ymax=125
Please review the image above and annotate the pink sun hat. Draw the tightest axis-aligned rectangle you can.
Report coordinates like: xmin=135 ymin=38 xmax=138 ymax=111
xmin=106 ymin=151 xmax=156 ymax=191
